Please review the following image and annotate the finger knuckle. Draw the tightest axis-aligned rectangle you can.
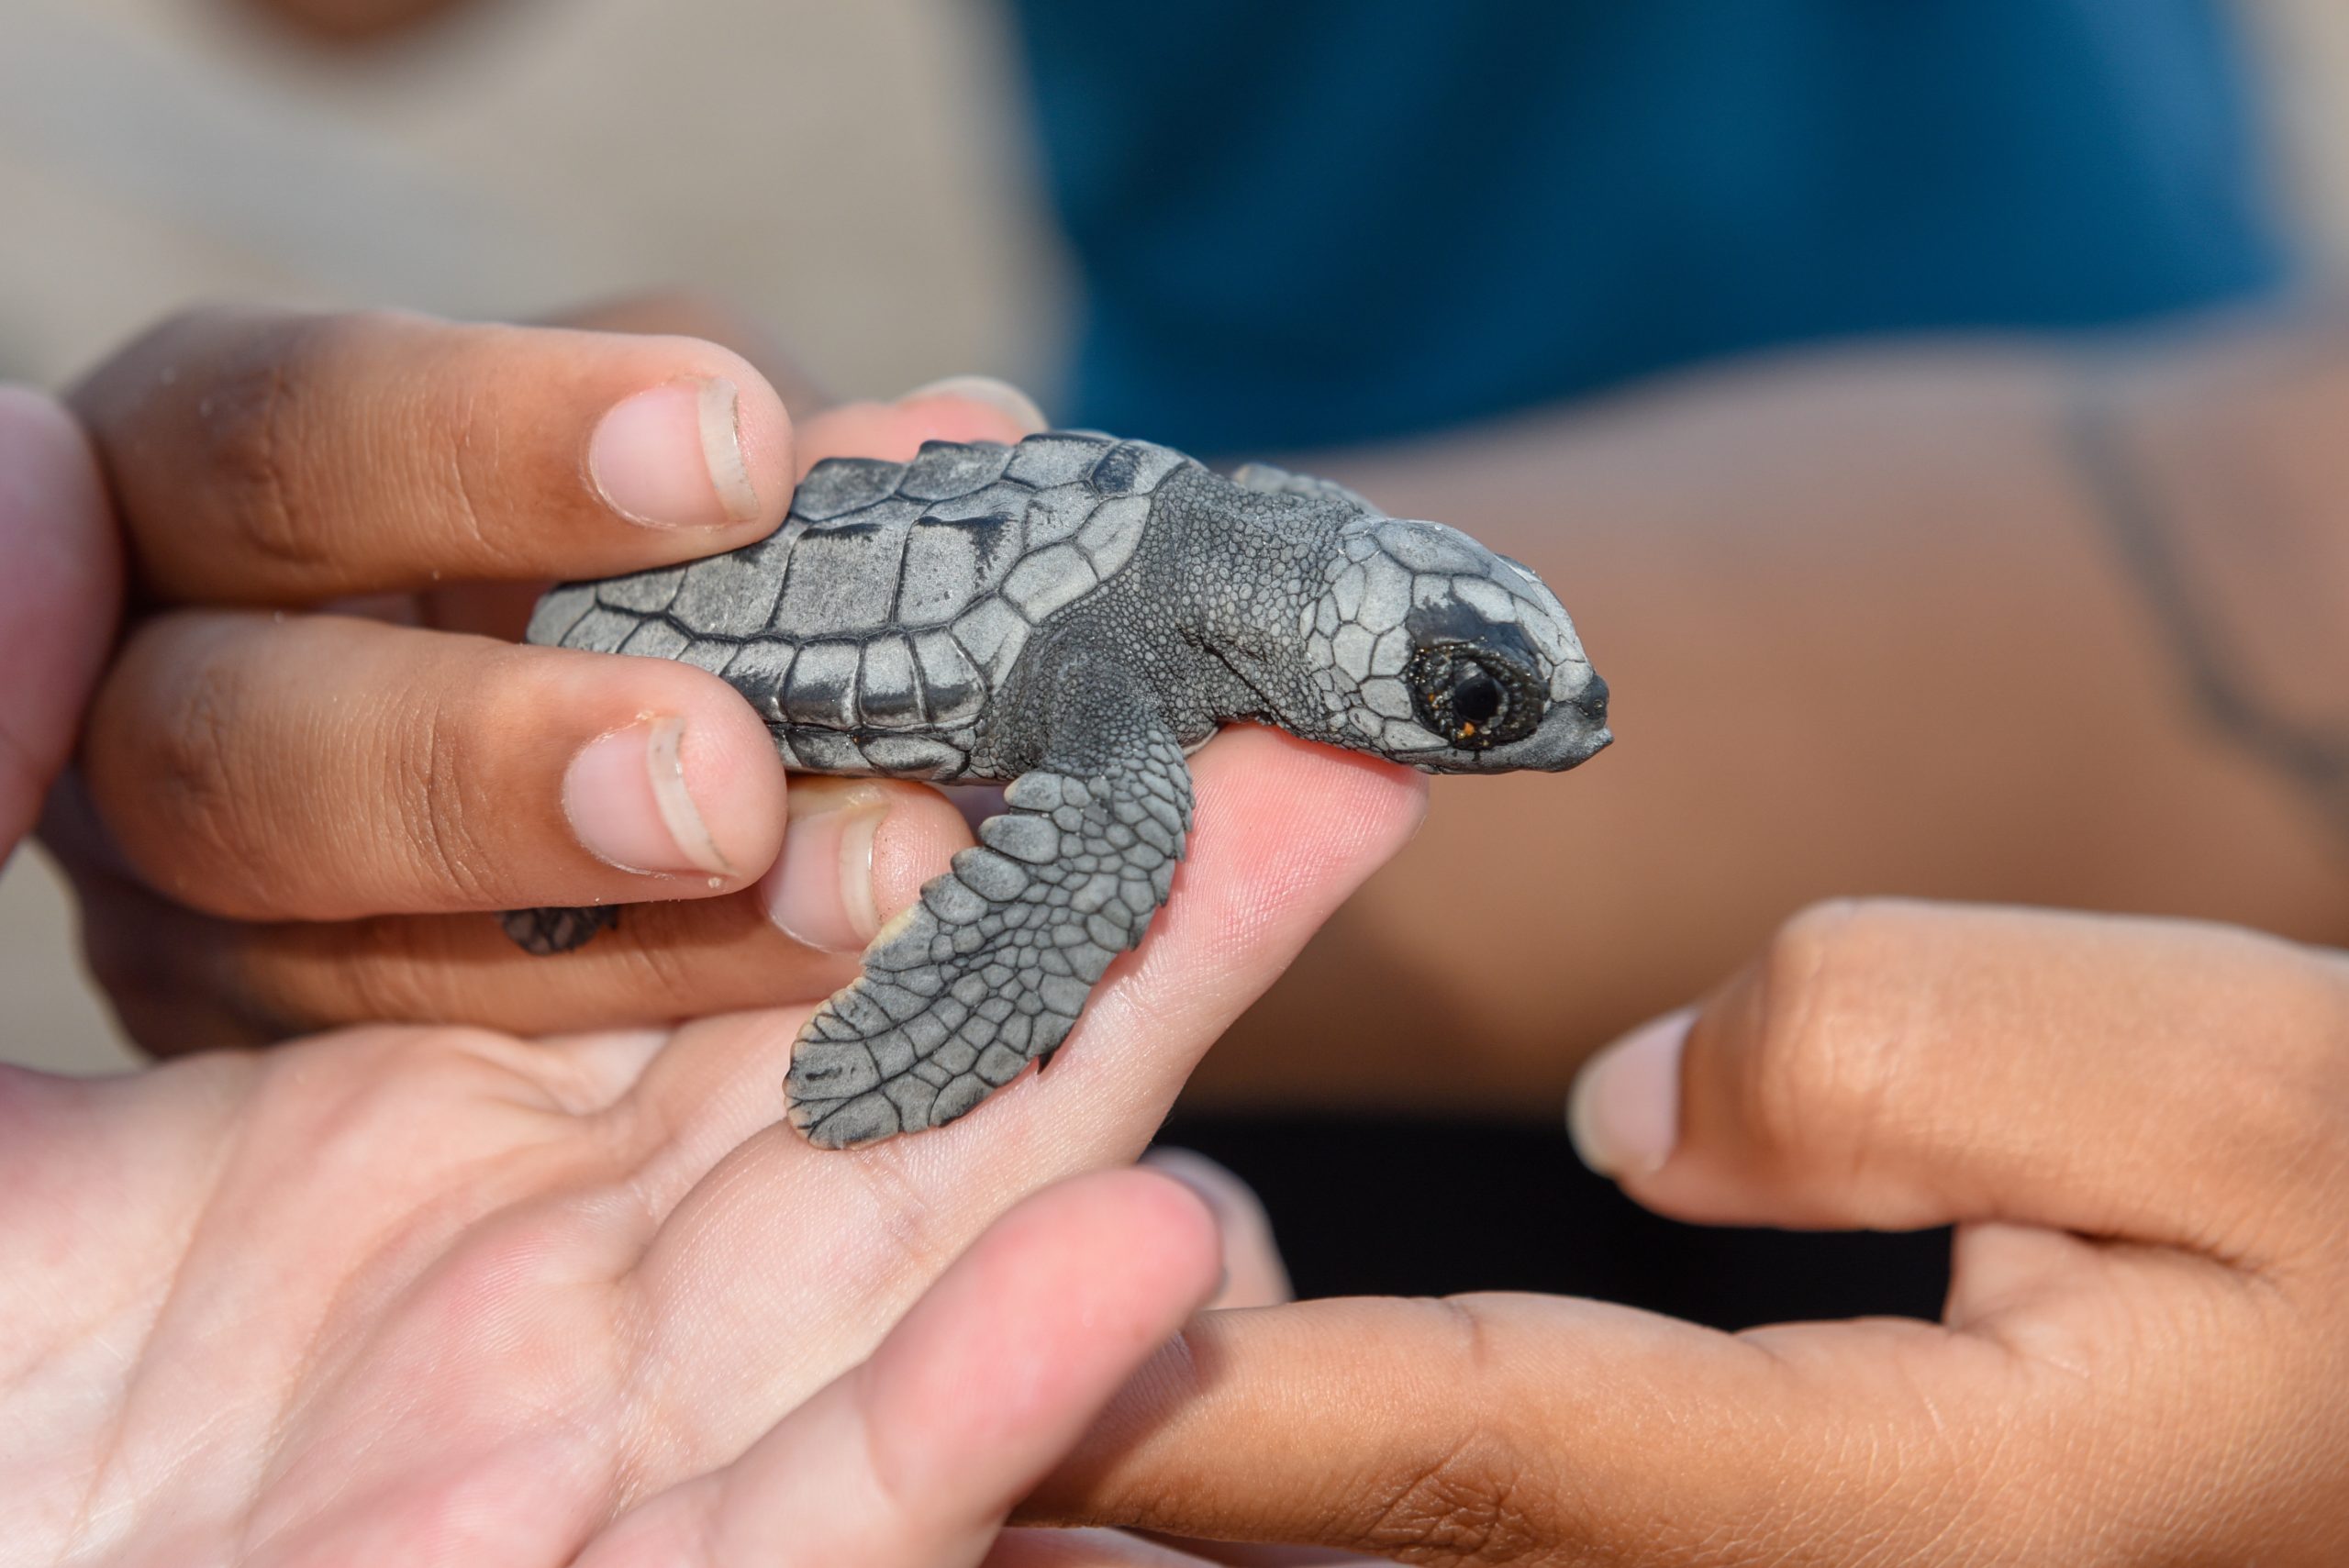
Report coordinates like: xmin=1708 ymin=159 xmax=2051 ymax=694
xmin=2202 ymin=932 xmax=2349 ymax=1185
xmin=1354 ymin=1302 xmax=1548 ymax=1564
xmin=1363 ymin=1433 xmax=1544 ymax=1565
xmin=381 ymin=685 xmax=500 ymax=906
xmin=142 ymin=644 xmax=267 ymax=884
xmin=195 ymin=311 xmax=371 ymax=575
xmin=1740 ymin=898 xmax=1913 ymax=1173
xmin=401 ymin=346 xmax=506 ymax=558
xmin=2240 ymin=932 xmax=2349 ymax=1077
xmin=396 ymin=315 xmax=592 ymax=571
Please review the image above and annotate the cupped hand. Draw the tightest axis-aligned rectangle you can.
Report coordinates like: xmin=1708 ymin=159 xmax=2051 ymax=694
xmin=1039 ymin=900 xmax=2349 ymax=1564
xmin=47 ymin=305 xmax=1044 ymax=1052
xmin=5 ymin=724 xmax=1424 ymax=1565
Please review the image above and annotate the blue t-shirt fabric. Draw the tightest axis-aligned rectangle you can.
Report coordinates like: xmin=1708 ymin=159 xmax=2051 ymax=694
xmin=1006 ymin=0 xmax=2290 ymax=454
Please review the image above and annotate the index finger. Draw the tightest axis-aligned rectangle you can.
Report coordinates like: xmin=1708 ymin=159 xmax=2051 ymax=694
xmin=71 ymin=306 xmax=796 ymax=605
xmin=1028 ymin=1292 xmax=2011 ymax=1565
xmin=1578 ymin=901 xmax=2349 ymax=1270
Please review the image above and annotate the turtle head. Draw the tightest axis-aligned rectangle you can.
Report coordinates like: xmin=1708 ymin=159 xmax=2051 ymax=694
xmin=1299 ymin=517 xmax=1610 ymax=774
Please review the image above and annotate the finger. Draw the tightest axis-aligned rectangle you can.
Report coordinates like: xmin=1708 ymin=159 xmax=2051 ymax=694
xmin=575 ymin=1169 xmax=1219 ymax=1568
xmin=1036 ymin=904 xmax=2349 ymax=1562
xmin=69 ymin=379 xmax=1045 ymax=1037
xmin=982 ymin=1531 xmax=1202 ymax=1566
xmin=549 ymin=289 xmax=835 ymax=417
xmin=402 ymin=373 xmax=1048 ymax=645
xmin=811 ymin=375 xmax=1051 ymax=454
xmin=607 ymin=730 xmax=1423 ymax=1447
xmin=635 ymin=728 xmax=1424 ymax=1191
xmin=1039 ymin=1262 xmax=2330 ymax=1563
xmin=113 ymin=370 xmax=1046 ymax=918
xmin=82 ymin=612 xmax=785 ymax=919
xmin=544 ymin=302 xmax=1055 ymax=453
xmin=983 ymin=1529 xmax=1286 ymax=1565
xmin=1031 ymin=1292 xmax=2023 ymax=1564
xmin=979 ymin=728 xmax=1427 ymax=1166
xmin=1115 ymin=1545 xmax=1380 ymax=1566
xmin=1565 ymin=899 xmax=2349 ymax=1267
xmin=0 ymin=387 xmax=119 ymax=851
xmin=71 ymin=306 xmax=796 ymax=604
xmin=77 ymin=774 xmax=975 ymax=1048
xmin=1142 ymin=1150 xmax=1292 ymax=1309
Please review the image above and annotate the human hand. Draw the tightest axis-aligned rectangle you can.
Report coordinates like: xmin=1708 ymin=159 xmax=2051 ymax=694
xmin=1039 ymin=901 xmax=2349 ymax=1563
xmin=47 ymin=306 xmax=1044 ymax=1051
xmin=0 ymin=386 xmax=117 ymax=857
xmin=5 ymin=723 xmax=1423 ymax=1563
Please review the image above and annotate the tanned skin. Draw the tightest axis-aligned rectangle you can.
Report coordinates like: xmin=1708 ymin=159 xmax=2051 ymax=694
xmin=1203 ymin=317 xmax=2349 ymax=1110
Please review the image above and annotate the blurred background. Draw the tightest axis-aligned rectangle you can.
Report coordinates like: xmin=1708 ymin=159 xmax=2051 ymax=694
xmin=12 ymin=0 xmax=2349 ymax=1317
xmin=10 ymin=0 xmax=2349 ymax=1073
xmin=4 ymin=0 xmax=1073 ymax=1073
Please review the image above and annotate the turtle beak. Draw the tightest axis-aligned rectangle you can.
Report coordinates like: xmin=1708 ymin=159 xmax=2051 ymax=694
xmin=1486 ymin=673 xmax=1611 ymax=773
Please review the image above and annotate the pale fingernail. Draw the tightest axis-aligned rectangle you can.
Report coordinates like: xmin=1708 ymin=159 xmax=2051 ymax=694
xmin=588 ymin=376 xmax=758 ymax=528
xmin=900 ymin=374 xmax=1050 ymax=433
xmin=1141 ymin=1149 xmax=1237 ymax=1222
xmin=564 ymin=716 xmax=735 ymax=877
xmin=1567 ymin=1008 xmax=1692 ymax=1178
xmin=761 ymin=782 xmax=888 ymax=953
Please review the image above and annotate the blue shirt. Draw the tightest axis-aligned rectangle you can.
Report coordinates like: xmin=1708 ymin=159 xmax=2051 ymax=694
xmin=1008 ymin=0 xmax=2289 ymax=454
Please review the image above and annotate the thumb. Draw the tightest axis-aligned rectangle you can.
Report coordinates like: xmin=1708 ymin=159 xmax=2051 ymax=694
xmin=575 ymin=1169 xmax=1221 ymax=1568
xmin=0 ymin=387 xmax=119 ymax=855
xmin=1141 ymin=1149 xmax=1293 ymax=1309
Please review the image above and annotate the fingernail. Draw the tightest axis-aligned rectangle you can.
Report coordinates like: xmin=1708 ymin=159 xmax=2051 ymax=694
xmin=1141 ymin=1157 xmax=1233 ymax=1304
xmin=564 ymin=716 xmax=735 ymax=877
xmin=761 ymin=781 xmax=888 ymax=953
xmin=1140 ymin=1148 xmax=1235 ymax=1222
xmin=900 ymin=374 xmax=1050 ymax=434
xmin=1567 ymin=1008 xmax=1692 ymax=1178
xmin=589 ymin=376 xmax=759 ymax=528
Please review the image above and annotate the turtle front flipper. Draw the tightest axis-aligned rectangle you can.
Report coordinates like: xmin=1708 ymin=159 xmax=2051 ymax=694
xmin=499 ymin=904 xmax=620 ymax=954
xmin=785 ymin=664 xmax=1192 ymax=1148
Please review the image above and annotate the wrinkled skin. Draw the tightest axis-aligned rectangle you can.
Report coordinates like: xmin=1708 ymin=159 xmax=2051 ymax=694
xmin=1038 ymin=900 xmax=2349 ymax=1565
xmin=47 ymin=306 xmax=1034 ymax=1054
xmin=5 ymin=726 xmax=1421 ymax=1564
xmin=1 ymin=373 xmax=1417 ymax=1565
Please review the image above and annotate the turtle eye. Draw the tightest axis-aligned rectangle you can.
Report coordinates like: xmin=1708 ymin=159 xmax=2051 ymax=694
xmin=1452 ymin=670 xmax=1504 ymax=726
xmin=1405 ymin=643 xmax=1543 ymax=749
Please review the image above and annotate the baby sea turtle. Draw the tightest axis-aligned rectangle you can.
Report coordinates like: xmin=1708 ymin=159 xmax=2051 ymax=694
xmin=508 ymin=431 xmax=1609 ymax=1147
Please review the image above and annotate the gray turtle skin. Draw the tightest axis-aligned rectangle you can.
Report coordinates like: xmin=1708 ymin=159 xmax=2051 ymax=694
xmin=508 ymin=431 xmax=1609 ymax=1147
